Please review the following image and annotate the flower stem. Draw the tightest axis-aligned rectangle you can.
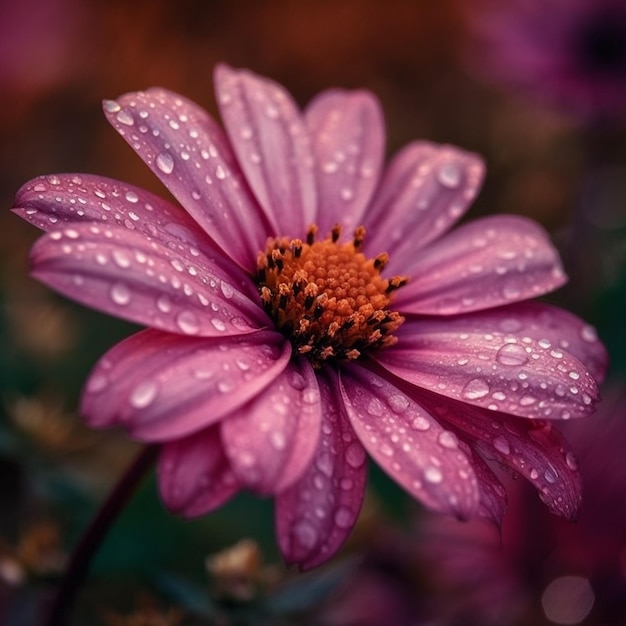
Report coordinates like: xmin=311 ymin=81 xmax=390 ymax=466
xmin=45 ymin=445 xmax=159 ymax=626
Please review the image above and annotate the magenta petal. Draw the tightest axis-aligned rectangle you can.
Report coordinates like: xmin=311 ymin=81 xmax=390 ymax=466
xmin=81 ymin=329 xmax=291 ymax=441
xmin=305 ymin=89 xmax=384 ymax=235
xmin=29 ymin=222 xmax=268 ymax=337
xmin=214 ymin=64 xmax=316 ymax=236
xmin=394 ymin=215 xmax=567 ymax=314
xmin=103 ymin=88 xmax=270 ymax=271
xmin=221 ymin=357 xmax=321 ymax=494
xmin=158 ymin=425 xmax=239 ymax=517
xmin=377 ymin=312 xmax=600 ymax=420
xmin=464 ymin=449 xmax=508 ymax=524
xmin=364 ymin=141 xmax=485 ymax=274
xmin=339 ymin=364 xmax=479 ymax=519
xmin=422 ymin=394 xmax=582 ymax=520
xmin=276 ymin=369 xmax=367 ymax=570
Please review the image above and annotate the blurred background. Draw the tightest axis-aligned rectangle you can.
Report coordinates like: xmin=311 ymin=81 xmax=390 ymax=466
xmin=1 ymin=0 xmax=625 ymax=624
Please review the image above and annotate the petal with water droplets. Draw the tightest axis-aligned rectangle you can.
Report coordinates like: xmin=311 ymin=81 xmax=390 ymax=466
xmin=221 ymin=357 xmax=321 ymax=494
xmin=276 ymin=369 xmax=367 ymax=570
xmin=377 ymin=312 xmax=600 ymax=420
xmin=158 ymin=425 xmax=240 ymax=517
xmin=364 ymin=142 xmax=485 ymax=274
xmin=103 ymin=88 xmax=270 ymax=271
xmin=395 ymin=215 xmax=567 ymax=314
xmin=419 ymin=392 xmax=582 ymax=521
xmin=81 ymin=328 xmax=290 ymax=441
xmin=339 ymin=364 xmax=479 ymax=519
xmin=214 ymin=64 xmax=316 ymax=236
xmin=29 ymin=222 xmax=268 ymax=337
xmin=305 ymin=89 xmax=384 ymax=235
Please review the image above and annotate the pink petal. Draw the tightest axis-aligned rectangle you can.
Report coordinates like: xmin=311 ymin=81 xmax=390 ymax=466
xmin=103 ymin=88 xmax=270 ymax=271
xmin=420 ymin=391 xmax=582 ymax=520
xmin=339 ymin=364 xmax=480 ymax=519
xmin=463 ymin=449 xmax=508 ymax=524
xmin=394 ymin=215 xmax=567 ymax=314
xmin=364 ymin=142 xmax=485 ymax=274
xmin=377 ymin=311 xmax=600 ymax=420
xmin=29 ymin=222 xmax=269 ymax=337
xmin=305 ymin=89 xmax=384 ymax=235
xmin=221 ymin=357 xmax=321 ymax=494
xmin=276 ymin=369 xmax=367 ymax=570
xmin=158 ymin=425 xmax=239 ymax=517
xmin=81 ymin=328 xmax=291 ymax=441
xmin=214 ymin=64 xmax=316 ymax=237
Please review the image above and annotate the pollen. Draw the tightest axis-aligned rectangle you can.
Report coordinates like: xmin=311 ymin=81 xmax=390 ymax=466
xmin=257 ymin=224 xmax=408 ymax=367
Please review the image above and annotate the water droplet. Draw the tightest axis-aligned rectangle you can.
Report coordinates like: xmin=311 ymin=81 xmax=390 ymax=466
xmin=125 ymin=191 xmax=139 ymax=203
xmin=345 ymin=442 xmax=366 ymax=468
xmin=112 ymin=249 xmax=131 ymax=268
xmin=424 ymin=466 xmax=443 ymax=484
xmin=367 ymin=398 xmax=384 ymax=417
xmin=411 ymin=415 xmax=431 ymax=431
xmin=156 ymin=152 xmax=174 ymax=174
xmin=387 ymin=394 xmax=409 ymax=414
xmin=316 ymin=452 xmax=333 ymax=477
xmin=544 ymin=466 xmax=558 ymax=484
xmin=211 ymin=318 xmax=227 ymax=332
xmin=270 ymin=431 xmax=286 ymax=450
xmin=580 ymin=325 xmax=597 ymax=343
xmin=438 ymin=431 xmax=458 ymax=449
xmin=129 ymin=380 xmax=158 ymax=408
xmin=293 ymin=520 xmax=317 ymax=550
xmin=110 ymin=282 xmax=131 ymax=305
xmin=156 ymin=294 xmax=172 ymax=313
xmin=334 ymin=507 xmax=353 ymax=529
xmin=496 ymin=343 xmax=529 ymax=366
xmin=438 ymin=161 xmax=462 ymax=188
xmin=220 ymin=280 xmax=234 ymax=299
xmin=176 ymin=310 xmax=200 ymax=334
xmin=462 ymin=378 xmax=490 ymax=400
xmin=103 ymin=100 xmax=121 ymax=113
xmin=493 ymin=436 xmax=511 ymax=455
xmin=565 ymin=452 xmax=578 ymax=470
xmin=116 ymin=109 xmax=134 ymax=126
xmin=86 ymin=373 xmax=108 ymax=393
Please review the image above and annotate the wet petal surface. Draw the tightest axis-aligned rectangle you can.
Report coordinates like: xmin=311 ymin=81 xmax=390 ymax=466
xmin=215 ymin=64 xmax=316 ymax=237
xmin=103 ymin=88 xmax=270 ymax=270
xmin=377 ymin=310 xmax=600 ymax=420
xmin=158 ymin=425 xmax=239 ymax=517
xmin=395 ymin=215 xmax=567 ymax=314
xmin=305 ymin=89 xmax=384 ymax=235
xmin=81 ymin=329 xmax=290 ymax=441
xmin=364 ymin=141 xmax=485 ymax=274
xmin=221 ymin=357 xmax=321 ymax=494
xmin=418 ymin=391 xmax=582 ymax=520
xmin=276 ymin=369 xmax=367 ymax=570
xmin=29 ymin=222 xmax=269 ymax=337
xmin=340 ymin=364 xmax=479 ymax=519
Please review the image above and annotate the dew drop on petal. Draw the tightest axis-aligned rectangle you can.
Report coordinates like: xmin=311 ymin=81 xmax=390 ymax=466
xmin=293 ymin=520 xmax=317 ymax=550
xmin=345 ymin=442 xmax=366 ymax=468
xmin=411 ymin=415 xmax=431 ymax=431
xmin=176 ymin=310 xmax=200 ymax=334
xmin=334 ymin=507 xmax=354 ymax=529
xmin=437 ymin=161 xmax=462 ymax=188
xmin=424 ymin=466 xmax=443 ymax=484
xmin=438 ymin=431 xmax=458 ymax=449
xmin=86 ymin=373 xmax=108 ymax=393
xmin=462 ymin=378 xmax=490 ymax=400
xmin=156 ymin=152 xmax=175 ymax=174
xmin=129 ymin=380 xmax=158 ymax=408
xmin=110 ymin=282 xmax=131 ymax=305
xmin=495 ymin=343 xmax=528 ymax=366
xmin=493 ymin=435 xmax=511 ymax=455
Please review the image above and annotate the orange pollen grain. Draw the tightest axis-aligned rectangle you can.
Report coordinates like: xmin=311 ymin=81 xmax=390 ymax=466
xmin=256 ymin=224 xmax=408 ymax=366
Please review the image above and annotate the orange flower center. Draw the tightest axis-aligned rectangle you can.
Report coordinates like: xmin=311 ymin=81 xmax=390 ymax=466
xmin=256 ymin=224 xmax=408 ymax=367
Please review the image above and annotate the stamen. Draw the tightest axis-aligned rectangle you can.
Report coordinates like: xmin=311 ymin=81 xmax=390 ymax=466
xmin=257 ymin=224 xmax=408 ymax=367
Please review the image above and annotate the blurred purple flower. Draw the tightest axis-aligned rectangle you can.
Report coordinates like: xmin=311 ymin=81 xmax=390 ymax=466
xmin=466 ymin=0 xmax=626 ymax=121
xmin=418 ymin=385 xmax=626 ymax=625
xmin=12 ymin=65 xmax=607 ymax=569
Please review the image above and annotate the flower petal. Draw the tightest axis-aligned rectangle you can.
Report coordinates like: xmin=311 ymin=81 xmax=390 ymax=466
xmin=305 ymin=89 xmax=384 ymax=235
xmin=377 ymin=310 xmax=600 ymax=420
xmin=364 ymin=141 xmax=485 ymax=274
xmin=339 ymin=364 xmax=479 ymax=519
xmin=276 ymin=369 xmax=367 ymax=570
xmin=158 ymin=425 xmax=239 ymax=518
xmin=214 ymin=64 xmax=316 ymax=236
xmin=395 ymin=215 xmax=567 ymax=314
xmin=81 ymin=328 xmax=291 ymax=441
xmin=466 ymin=450 xmax=508 ymax=524
xmin=221 ymin=357 xmax=321 ymax=494
xmin=419 ymin=391 xmax=582 ymax=520
xmin=103 ymin=88 xmax=270 ymax=271
xmin=29 ymin=222 xmax=268 ymax=337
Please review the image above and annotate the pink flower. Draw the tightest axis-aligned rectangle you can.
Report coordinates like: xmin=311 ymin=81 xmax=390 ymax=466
xmin=465 ymin=0 xmax=626 ymax=121
xmin=12 ymin=65 xmax=607 ymax=569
